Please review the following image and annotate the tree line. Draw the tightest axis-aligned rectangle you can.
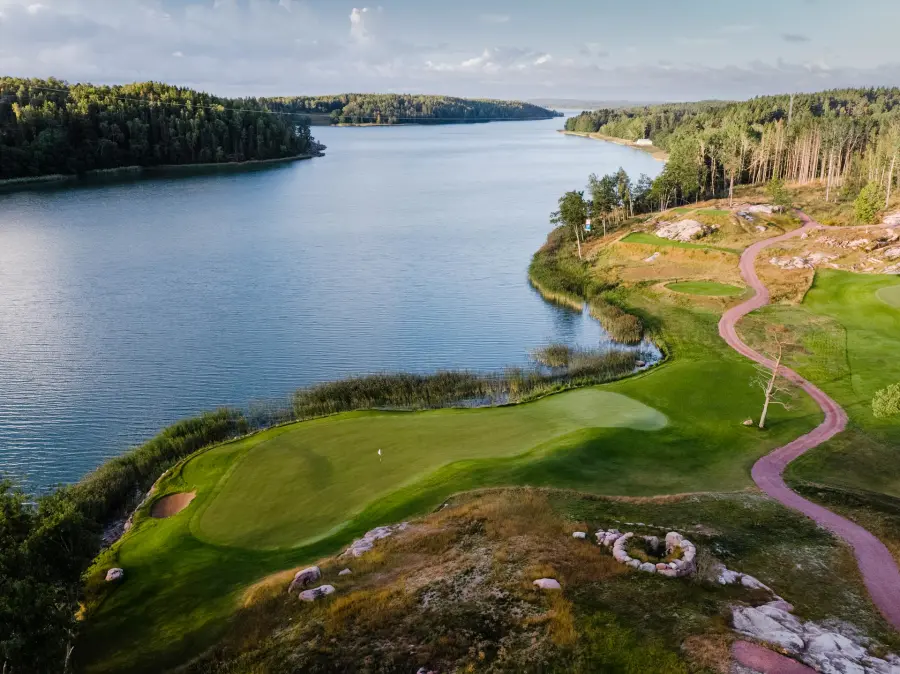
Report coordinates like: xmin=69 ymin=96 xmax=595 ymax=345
xmin=565 ymin=88 xmax=900 ymax=214
xmin=0 ymin=78 xmax=315 ymax=180
xmin=262 ymin=93 xmax=560 ymax=125
xmin=551 ymin=167 xmax=658 ymax=258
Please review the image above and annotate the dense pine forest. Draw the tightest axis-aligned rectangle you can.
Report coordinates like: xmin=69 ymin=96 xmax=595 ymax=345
xmin=262 ymin=93 xmax=559 ymax=125
xmin=0 ymin=78 xmax=315 ymax=181
xmin=566 ymin=89 xmax=900 ymax=210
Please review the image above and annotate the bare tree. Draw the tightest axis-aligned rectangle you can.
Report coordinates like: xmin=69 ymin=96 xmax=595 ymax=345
xmin=751 ymin=326 xmax=796 ymax=429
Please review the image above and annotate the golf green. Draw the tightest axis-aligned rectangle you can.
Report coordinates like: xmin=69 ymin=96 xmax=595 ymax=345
xmin=876 ymin=284 xmax=900 ymax=308
xmin=667 ymin=281 xmax=745 ymax=297
xmin=195 ymin=389 xmax=667 ymax=549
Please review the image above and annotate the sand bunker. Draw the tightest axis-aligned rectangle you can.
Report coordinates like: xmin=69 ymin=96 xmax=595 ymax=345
xmin=151 ymin=492 xmax=196 ymax=518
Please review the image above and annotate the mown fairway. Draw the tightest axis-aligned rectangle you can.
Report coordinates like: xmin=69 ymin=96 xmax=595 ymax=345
xmin=877 ymin=283 xmax=900 ymax=308
xmin=666 ymin=280 xmax=745 ymax=296
xmin=195 ymin=390 xmax=667 ymax=549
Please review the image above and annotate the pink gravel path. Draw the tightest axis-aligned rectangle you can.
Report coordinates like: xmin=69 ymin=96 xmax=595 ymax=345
xmin=731 ymin=640 xmax=816 ymax=674
xmin=718 ymin=211 xmax=900 ymax=632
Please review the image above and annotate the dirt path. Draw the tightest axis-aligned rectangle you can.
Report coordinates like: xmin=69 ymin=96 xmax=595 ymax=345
xmin=718 ymin=210 xmax=900 ymax=632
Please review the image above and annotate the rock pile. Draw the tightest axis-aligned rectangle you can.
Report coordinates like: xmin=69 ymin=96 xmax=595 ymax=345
xmin=595 ymin=528 xmax=696 ymax=578
xmin=341 ymin=522 xmax=409 ymax=558
xmin=656 ymin=219 xmax=717 ymax=242
xmin=732 ymin=601 xmax=900 ymax=674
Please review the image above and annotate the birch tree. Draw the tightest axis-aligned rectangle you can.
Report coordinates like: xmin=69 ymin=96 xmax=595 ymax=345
xmin=752 ymin=326 xmax=796 ymax=429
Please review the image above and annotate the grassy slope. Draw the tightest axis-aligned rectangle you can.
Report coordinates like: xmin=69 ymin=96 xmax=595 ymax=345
xmin=79 ymin=287 xmax=822 ymax=672
xmin=738 ymin=270 xmax=900 ymax=497
xmin=666 ymin=281 xmax=745 ymax=297
xmin=620 ymin=232 xmax=740 ymax=254
xmin=197 ymin=390 xmax=667 ymax=549
xmin=182 ymin=489 xmax=900 ymax=673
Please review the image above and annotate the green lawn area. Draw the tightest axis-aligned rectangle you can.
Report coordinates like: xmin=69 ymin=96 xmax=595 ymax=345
xmin=197 ymin=390 xmax=667 ymax=549
xmin=666 ymin=281 xmax=745 ymax=297
xmin=79 ymin=293 xmax=822 ymax=674
xmin=877 ymin=284 xmax=900 ymax=308
xmin=620 ymin=231 xmax=739 ymax=254
xmin=738 ymin=270 xmax=900 ymax=497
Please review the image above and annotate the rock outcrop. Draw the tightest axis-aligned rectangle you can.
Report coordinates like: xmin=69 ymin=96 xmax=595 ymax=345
xmin=105 ymin=568 xmax=124 ymax=582
xmin=656 ymin=219 xmax=716 ymax=242
xmin=732 ymin=600 xmax=900 ymax=674
xmin=341 ymin=522 xmax=409 ymax=558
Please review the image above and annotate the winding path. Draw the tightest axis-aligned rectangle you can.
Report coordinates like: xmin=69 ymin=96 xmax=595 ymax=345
xmin=718 ymin=211 xmax=900 ymax=632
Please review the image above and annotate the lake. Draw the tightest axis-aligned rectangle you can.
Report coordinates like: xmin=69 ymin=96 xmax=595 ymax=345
xmin=0 ymin=119 xmax=662 ymax=489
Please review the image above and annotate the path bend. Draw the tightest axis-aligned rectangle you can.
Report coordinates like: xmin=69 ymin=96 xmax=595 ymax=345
xmin=718 ymin=210 xmax=900 ymax=631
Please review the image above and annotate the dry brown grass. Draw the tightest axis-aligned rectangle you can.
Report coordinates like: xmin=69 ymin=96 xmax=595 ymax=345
xmin=682 ymin=633 xmax=732 ymax=673
xmin=611 ymin=243 xmax=743 ymax=286
xmin=756 ymin=262 xmax=815 ymax=304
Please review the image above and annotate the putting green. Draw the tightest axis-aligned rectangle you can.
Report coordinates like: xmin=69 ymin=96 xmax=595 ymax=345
xmin=195 ymin=389 xmax=667 ymax=549
xmin=876 ymin=284 xmax=900 ymax=308
xmin=667 ymin=281 xmax=745 ymax=297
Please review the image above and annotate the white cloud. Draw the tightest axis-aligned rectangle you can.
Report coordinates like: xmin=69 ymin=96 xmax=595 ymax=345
xmin=349 ymin=7 xmax=369 ymax=42
xmin=27 ymin=3 xmax=45 ymax=14
xmin=479 ymin=13 xmax=510 ymax=24
xmin=172 ymin=51 xmax=183 ymax=58
xmin=533 ymin=54 xmax=552 ymax=66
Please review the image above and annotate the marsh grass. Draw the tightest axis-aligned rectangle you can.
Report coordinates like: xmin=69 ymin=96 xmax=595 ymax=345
xmin=588 ymin=297 xmax=644 ymax=344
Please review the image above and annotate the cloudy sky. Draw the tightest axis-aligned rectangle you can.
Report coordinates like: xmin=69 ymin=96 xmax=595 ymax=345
xmin=1 ymin=0 xmax=899 ymax=102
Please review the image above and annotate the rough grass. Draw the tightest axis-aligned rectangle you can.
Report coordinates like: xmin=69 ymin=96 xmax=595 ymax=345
xmin=620 ymin=231 xmax=740 ymax=254
xmin=666 ymin=281 xmax=745 ymax=297
xmin=180 ymin=488 xmax=900 ymax=674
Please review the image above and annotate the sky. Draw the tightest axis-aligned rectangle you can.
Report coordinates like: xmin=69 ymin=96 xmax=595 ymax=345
xmin=1 ymin=0 xmax=899 ymax=102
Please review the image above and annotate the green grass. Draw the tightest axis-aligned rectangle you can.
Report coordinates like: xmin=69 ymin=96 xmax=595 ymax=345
xmin=738 ymin=270 xmax=900 ymax=497
xmin=876 ymin=284 xmax=900 ymax=308
xmin=78 ymin=282 xmax=824 ymax=674
xmin=666 ymin=281 xmax=745 ymax=297
xmin=620 ymin=232 xmax=739 ymax=254
xmin=197 ymin=390 xmax=666 ymax=549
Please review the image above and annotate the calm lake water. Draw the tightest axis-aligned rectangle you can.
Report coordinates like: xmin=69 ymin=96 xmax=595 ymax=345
xmin=0 ymin=118 xmax=662 ymax=489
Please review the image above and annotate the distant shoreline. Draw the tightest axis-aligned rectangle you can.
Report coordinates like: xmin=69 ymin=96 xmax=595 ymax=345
xmin=0 ymin=152 xmax=320 ymax=193
xmin=559 ymin=130 xmax=669 ymax=162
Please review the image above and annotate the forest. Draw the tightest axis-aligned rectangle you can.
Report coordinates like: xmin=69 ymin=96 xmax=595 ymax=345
xmin=566 ymin=88 xmax=900 ymax=211
xmin=262 ymin=93 xmax=559 ymax=125
xmin=0 ymin=78 xmax=315 ymax=180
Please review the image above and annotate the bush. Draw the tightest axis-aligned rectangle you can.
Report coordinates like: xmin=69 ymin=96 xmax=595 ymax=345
xmin=873 ymin=383 xmax=900 ymax=419
xmin=766 ymin=178 xmax=793 ymax=210
xmin=854 ymin=182 xmax=886 ymax=224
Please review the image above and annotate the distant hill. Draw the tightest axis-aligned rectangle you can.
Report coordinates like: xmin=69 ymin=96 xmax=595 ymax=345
xmin=529 ymin=98 xmax=664 ymax=110
xmin=262 ymin=94 xmax=561 ymax=125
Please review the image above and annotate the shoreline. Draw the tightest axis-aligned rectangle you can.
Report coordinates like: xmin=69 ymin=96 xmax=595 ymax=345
xmin=559 ymin=130 xmax=669 ymax=162
xmin=0 ymin=152 xmax=321 ymax=193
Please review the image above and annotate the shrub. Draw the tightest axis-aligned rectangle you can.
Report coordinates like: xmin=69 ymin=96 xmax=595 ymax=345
xmin=854 ymin=182 xmax=886 ymax=224
xmin=766 ymin=178 xmax=793 ymax=210
xmin=872 ymin=383 xmax=900 ymax=419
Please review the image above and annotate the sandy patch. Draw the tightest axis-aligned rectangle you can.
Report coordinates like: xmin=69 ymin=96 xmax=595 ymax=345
xmin=151 ymin=492 xmax=196 ymax=518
